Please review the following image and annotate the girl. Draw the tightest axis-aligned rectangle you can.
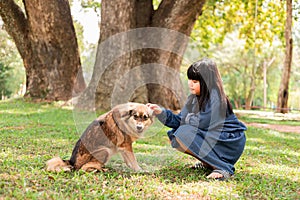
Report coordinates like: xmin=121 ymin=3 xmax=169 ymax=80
xmin=147 ymin=58 xmax=247 ymax=181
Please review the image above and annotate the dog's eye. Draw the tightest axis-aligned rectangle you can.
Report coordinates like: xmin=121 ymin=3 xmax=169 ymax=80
xmin=133 ymin=114 xmax=139 ymax=120
xmin=143 ymin=115 xmax=148 ymax=120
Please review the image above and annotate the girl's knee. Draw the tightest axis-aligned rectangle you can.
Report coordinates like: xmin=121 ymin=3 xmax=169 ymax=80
xmin=168 ymin=125 xmax=198 ymax=149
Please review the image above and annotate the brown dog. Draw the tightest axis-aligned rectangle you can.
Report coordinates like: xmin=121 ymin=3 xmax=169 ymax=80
xmin=46 ymin=102 xmax=154 ymax=172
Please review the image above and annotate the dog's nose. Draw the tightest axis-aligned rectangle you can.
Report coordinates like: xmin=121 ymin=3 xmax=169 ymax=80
xmin=136 ymin=125 xmax=143 ymax=131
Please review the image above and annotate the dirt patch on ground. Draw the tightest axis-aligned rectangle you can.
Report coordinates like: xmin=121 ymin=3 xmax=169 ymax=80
xmin=246 ymin=123 xmax=300 ymax=134
xmin=235 ymin=110 xmax=300 ymax=134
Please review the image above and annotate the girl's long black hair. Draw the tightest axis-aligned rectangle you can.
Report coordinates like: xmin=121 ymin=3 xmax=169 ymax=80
xmin=187 ymin=58 xmax=233 ymax=115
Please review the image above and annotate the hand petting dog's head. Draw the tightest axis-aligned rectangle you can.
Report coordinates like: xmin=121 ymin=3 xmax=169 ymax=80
xmin=112 ymin=102 xmax=154 ymax=137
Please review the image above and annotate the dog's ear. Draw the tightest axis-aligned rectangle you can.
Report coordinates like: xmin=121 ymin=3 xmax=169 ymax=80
xmin=112 ymin=103 xmax=137 ymax=119
xmin=146 ymin=106 xmax=155 ymax=119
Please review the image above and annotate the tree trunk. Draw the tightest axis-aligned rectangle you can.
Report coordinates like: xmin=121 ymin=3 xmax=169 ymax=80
xmin=277 ymin=0 xmax=293 ymax=113
xmin=0 ymin=0 xmax=85 ymax=101
xmin=78 ymin=0 xmax=206 ymax=111
xmin=144 ymin=0 xmax=205 ymax=110
xmin=245 ymin=61 xmax=257 ymax=110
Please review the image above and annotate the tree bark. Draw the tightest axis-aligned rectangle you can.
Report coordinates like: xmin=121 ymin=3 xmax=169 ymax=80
xmin=245 ymin=72 xmax=256 ymax=110
xmin=0 ymin=0 xmax=85 ymax=101
xmin=145 ymin=0 xmax=206 ymax=110
xmin=277 ymin=0 xmax=293 ymax=113
xmin=79 ymin=0 xmax=206 ymax=111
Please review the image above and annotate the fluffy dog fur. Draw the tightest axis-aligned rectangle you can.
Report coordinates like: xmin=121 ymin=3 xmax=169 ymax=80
xmin=46 ymin=102 xmax=154 ymax=172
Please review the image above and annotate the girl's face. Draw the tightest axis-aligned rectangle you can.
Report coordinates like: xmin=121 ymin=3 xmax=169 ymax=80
xmin=188 ymin=79 xmax=200 ymax=95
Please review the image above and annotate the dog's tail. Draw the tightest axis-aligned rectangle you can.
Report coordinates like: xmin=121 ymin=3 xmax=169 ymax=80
xmin=46 ymin=157 xmax=73 ymax=172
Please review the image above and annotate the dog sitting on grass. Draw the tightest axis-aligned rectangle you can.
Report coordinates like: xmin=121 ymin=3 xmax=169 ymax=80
xmin=46 ymin=103 xmax=154 ymax=172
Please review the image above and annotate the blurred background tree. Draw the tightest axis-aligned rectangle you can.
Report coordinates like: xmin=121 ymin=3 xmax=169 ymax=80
xmin=0 ymin=0 xmax=299 ymax=112
xmin=186 ymin=0 xmax=299 ymax=112
xmin=0 ymin=0 xmax=85 ymax=101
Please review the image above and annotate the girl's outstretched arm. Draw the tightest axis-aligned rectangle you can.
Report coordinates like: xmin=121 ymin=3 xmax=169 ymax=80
xmin=147 ymin=103 xmax=182 ymax=129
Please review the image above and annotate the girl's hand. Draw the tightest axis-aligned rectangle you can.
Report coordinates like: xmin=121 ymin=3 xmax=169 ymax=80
xmin=146 ymin=103 xmax=163 ymax=115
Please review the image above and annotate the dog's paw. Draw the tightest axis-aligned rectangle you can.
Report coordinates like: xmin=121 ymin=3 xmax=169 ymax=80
xmin=81 ymin=161 xmax=104 ymax=172
xmin=46 ymin=157 xmax=72 ymax=172
xmin=133 ymin=167 xmax=150 ymax=174
xmin=132 ymin=165 xmax=145 ymax=172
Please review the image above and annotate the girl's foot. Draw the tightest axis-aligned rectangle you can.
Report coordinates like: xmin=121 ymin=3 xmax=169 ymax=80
xmin=206 ymin=169 xmax=232 ymax=181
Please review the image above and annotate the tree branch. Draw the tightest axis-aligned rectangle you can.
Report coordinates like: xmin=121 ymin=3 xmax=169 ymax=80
xmin=0 ymin=0 xmax=29 ymax=59
xmin=153 ymin=0 xmax=206 ymax=35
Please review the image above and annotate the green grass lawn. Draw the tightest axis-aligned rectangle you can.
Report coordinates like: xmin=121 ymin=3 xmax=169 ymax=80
xmin=0 ymin=99 xmax=299 ymax=199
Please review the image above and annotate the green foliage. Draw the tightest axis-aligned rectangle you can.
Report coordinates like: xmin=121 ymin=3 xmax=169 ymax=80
xmin=71 ymin=2 xmax=99 ymax=85
xmin=0 ymin=63 xmax=12 ymax=98
xmin=153 ymin=0 xmax=162 ymax=10
xmin=210 ymin=32 xmax=284 ymax=109
xmin=80 ymin=43 xmax=97 ymax=84
xmin=80 ymin=0 xmax=101 ymax=15
xmin=189 ymin=0 xmax=300 ymax=109
xmin=73 ymin=20 xmax=85 ymax=54
xmin=0 ymin=26 xmax=24 ymax=99
xmin=193 ymin=0 xmax=286 ymax=54
xmin=0 ymin=99 xmax=299 ymax=199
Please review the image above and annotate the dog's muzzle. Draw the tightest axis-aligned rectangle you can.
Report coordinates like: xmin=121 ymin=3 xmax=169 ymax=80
xmin=136 ymin=124 xmax=144 ymax=132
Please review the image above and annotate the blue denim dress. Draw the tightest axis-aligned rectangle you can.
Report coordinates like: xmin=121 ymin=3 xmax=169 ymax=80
xmin=157 ymin=90 xmax=247 ymax=175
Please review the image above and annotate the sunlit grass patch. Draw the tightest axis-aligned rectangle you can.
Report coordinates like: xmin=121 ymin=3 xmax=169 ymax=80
xmin=1 ymin=99 xmax=300 ymax=199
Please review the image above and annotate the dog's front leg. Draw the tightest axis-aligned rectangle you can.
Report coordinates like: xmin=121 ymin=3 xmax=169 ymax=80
xmin=119 ymin=146 xmax=142 ymax=171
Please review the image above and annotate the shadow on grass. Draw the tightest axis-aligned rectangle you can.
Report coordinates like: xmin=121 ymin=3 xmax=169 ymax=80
xmin=152 ymin=164 xmax=210 ymax=183
xmin=85 ymin=162 xmax=212 ymax=184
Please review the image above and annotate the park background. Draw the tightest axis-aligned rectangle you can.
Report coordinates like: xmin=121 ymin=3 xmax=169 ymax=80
xmin=1 ymin=0 xmax=300 ymax=112
xmin=1 ymin=0 xmax=300 ymax=199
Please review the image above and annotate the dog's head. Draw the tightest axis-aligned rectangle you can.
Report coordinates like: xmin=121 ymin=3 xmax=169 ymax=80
xmin=112 ymin=102 xmax=154 ymax=138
